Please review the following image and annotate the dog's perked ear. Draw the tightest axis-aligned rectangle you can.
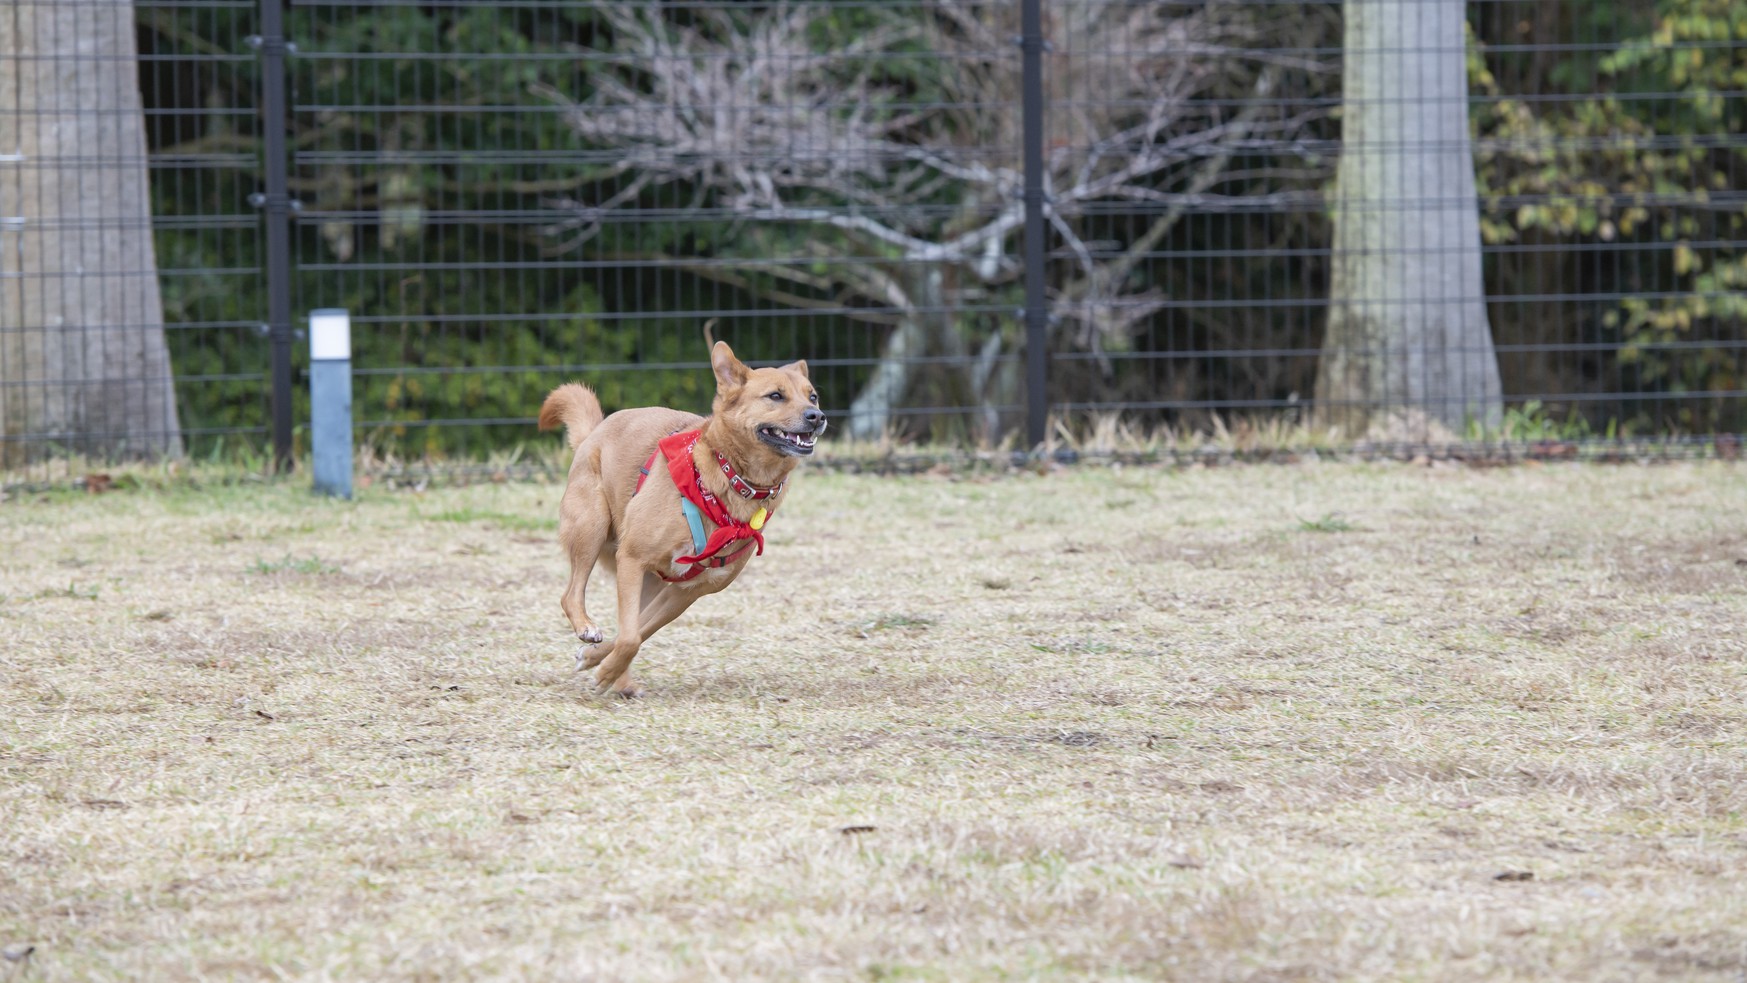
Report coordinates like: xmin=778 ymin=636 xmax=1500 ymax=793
xmin=780 ymin=359 xmax=809 ymax=378
xmin=711 ymin=340 xmax=750 ymax=390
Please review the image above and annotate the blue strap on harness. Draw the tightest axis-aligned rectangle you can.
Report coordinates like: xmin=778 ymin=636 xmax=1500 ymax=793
xmin=679 ymin=498 xmax=709 ymax=556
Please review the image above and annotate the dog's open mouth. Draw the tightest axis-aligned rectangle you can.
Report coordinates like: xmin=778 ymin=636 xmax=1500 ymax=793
xmin=758 ymin=426 xmax=818 ymax=455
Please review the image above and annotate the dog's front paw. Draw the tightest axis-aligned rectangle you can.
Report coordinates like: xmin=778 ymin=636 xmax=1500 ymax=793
xmin=574 ymin=641 xmax=611 ymax=671
xmin=576 ymin=624 xmax=605 ymax=645
xmin=591 ymin=657 xmax=641 ymax=698
xmin=596 ymin=672 xmax=642 ymax=699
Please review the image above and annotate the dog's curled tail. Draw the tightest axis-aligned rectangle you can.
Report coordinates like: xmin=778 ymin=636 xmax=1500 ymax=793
xmin=538 ymin=383 xmax=604 ymax=450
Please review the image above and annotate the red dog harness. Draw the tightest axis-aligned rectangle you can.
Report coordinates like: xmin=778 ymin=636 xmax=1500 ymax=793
xmin=634 ymin=429 xmax=783 ymax=583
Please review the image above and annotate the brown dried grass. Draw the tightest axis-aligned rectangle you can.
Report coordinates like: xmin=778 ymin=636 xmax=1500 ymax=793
xmin=2 ymin=461 xmax=1745 ymax=981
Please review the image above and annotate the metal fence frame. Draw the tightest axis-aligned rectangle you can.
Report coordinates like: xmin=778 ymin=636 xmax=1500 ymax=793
xmin=1 ymin=0 xmax=1743 ymax=487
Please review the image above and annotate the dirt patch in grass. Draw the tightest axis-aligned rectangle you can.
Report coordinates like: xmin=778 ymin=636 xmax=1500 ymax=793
xmin=2 ymin=462 xmax=1745 ymax=981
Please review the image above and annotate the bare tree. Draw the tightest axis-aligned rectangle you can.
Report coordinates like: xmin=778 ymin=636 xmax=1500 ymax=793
xmin=0 ymin=0 xmax=181 ymax=465
xmin=1315 ymin=0 xmax=1502 ymax=439
xmin=545 ymin=0 xmax=1313 ymax=439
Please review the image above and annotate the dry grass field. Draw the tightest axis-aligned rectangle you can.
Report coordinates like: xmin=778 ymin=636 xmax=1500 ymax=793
xmin=3 ymin=460 xmax=1746 ymax=981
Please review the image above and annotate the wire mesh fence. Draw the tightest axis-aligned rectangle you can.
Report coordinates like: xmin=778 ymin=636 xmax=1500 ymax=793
xmin=1 ymin=0 xmax=1743 ymax=487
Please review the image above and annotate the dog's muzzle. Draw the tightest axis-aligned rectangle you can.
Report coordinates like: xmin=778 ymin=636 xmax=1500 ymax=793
xmin=759 ymin=410 xmax=826 ymax=456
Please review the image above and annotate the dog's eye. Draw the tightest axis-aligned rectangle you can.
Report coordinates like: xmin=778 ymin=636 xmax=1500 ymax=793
xmin=808 ymin=392 xmax=818 ymax=404
xmin=766 ymin=391 xmax=785 ymax=402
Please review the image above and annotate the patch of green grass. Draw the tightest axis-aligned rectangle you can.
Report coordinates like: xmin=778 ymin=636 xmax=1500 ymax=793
xmin=1470 ymin=398 xmax=1604 ymax=443
xmin=424 ymin=507 xmax=554 ymax=532
xmin=861 ymin=613 xmax=935 ymax=631
xmin=1035 ymin=638 xmax=1114 ymax=655
xmin=1296 ymin=511 xmax=1355 ymax=533
xmin=246 ymin=554 xmax=339 ymax=576
xmin=26 ymin=582 xmax=101 ymax=601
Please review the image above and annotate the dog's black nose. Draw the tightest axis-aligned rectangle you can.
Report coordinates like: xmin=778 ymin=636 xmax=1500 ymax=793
xmin=803 ymin=407 xmax=826 ymax=429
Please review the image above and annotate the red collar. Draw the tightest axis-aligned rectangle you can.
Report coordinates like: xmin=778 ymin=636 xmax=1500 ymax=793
xmin=636 ymin=429 xmax=776 ymax=582
xmin=713 ymin=448 xmax=784 ymax=500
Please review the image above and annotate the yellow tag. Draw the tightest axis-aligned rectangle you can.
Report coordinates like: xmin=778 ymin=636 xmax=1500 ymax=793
xmin=750 ymin=507 xmax=768 ymax=531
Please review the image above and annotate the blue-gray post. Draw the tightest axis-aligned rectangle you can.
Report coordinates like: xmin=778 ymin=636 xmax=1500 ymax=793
xmin=309 ymin=309 xmax=353 ymax=499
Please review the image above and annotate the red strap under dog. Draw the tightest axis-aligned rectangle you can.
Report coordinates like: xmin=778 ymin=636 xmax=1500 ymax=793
xmin=634 ymin=429 xmax=771 ymax=582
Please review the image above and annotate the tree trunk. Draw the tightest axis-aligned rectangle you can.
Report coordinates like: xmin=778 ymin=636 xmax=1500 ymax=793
xmin=1316 ymin=0 xmax=1502 ymax=439
xmin=847 ymin=265 xmax=950 ymax=442
xmin=0 ymin=0 xmax=182 ymax=466
xmin=845 ymin=263 xmax=1009 ymax=444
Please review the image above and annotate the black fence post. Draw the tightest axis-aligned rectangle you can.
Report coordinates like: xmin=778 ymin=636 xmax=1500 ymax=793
xmin=252 ymin=0 xmax=295 ymax=472
xmin=1019 ymin=0 xmax=1048 ymax=451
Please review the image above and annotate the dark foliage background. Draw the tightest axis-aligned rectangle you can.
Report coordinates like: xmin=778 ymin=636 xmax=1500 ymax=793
xmin=135 ymin=0 xmax=1744 ymax=460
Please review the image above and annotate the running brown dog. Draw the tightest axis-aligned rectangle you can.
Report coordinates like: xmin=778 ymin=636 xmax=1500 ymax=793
xmin=537 ymin=341 xmax=825 ymax=696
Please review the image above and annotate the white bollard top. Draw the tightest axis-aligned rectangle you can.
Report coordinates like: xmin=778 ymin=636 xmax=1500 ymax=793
xmin=309 ymin=308 xmax=351 ymax=361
